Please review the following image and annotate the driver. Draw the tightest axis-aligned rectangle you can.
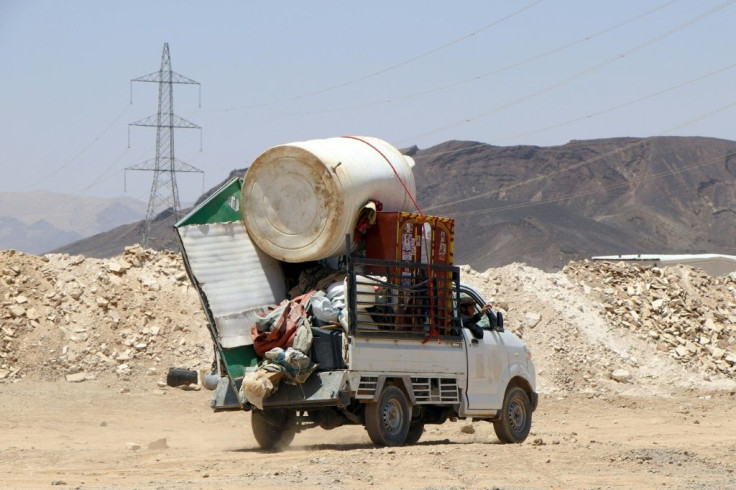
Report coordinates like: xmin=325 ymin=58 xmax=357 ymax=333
xmin=460 ymin=296 xmax=493 ymax=339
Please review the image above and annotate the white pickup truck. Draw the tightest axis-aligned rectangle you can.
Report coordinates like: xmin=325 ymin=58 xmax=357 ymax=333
xmin=174 ymin=177 xmax=537 ymax=449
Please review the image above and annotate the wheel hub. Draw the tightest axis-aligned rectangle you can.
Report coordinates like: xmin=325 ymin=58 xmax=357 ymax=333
xmin=507 ymin=399 xmax=526 ymax=432
xmin=382 ymin=399 xmax=403 ymax=434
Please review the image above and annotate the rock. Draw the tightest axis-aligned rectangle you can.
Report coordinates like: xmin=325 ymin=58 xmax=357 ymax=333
xmin=116 ymin=364 xmax=131 ymax=376
xmin=116 ymin=350 xmax=133 ymax=362
xmin=106 ymin=261 xmax=123 ymax=274
xmin=525 ymin=312 xmax=542 ymax=328
xmin=675 ymin=346 xmax=690 ymax=358
xmin=179 ymin=384 xmax=201 ymax=391
xmin=8 ymin=306 xmax=26 ymax=318
xmin=460 ymin=425 xmax=475 ymax=434
xmin=15 ymin=295 xmax=28 ymax=304
xmin=67 ymin=285 xmax=83 ymax=300
xmin=147 ymin=438 xmax=168 ymax=450
xmin=125 ymin=442 xmax=141 ymax=451
xmin=611 ymin=369 xmax=632 ymax=383
xmin=65 ymin=372 xmax=87 ymax=383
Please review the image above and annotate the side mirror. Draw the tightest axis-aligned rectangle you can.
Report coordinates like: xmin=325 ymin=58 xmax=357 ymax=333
xmin=487 ymin=311 xmax=504 ymax=331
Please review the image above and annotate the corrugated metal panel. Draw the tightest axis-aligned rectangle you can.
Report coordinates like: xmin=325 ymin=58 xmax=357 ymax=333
xmin=180 ymin=221 xmax=286 ymax=348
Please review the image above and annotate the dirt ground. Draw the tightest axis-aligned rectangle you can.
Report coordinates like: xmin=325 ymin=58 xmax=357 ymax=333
xmin=1 ymin=379 xmax=734 ymax=490
xmin=2 ymin=250 xmax=736 ymax=488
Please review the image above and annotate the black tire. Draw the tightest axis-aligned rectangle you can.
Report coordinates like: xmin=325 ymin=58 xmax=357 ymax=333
xmin=251 ymin=409 xmax=297 ymax=451
xmin=404 ymin=422 xmax=425 ymax=445
xmin=493 ymin=386 xmax=532 ymax=443
xmin=365 ymin=386 xmax=411 ymax=446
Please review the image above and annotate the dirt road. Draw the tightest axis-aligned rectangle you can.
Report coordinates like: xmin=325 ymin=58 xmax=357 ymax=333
xmin=1 ymin=380 xmax=734 ymax=489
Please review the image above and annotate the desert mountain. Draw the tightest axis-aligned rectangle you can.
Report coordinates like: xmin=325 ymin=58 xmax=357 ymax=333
xmin=52 ymin=136 xmax=736 ymax=270
xmin=0 ymin=191 xmax=146 ymax=254
xmin=410 ymin=136 xmax=736 ymax=270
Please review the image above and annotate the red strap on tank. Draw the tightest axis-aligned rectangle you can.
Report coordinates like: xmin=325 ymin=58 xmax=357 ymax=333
xmin=340 ymin=136 xmax=441 ymax=344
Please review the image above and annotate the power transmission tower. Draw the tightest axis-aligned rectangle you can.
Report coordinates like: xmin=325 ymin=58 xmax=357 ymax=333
xmin=125 ymin=42 xmax=203 ymax=248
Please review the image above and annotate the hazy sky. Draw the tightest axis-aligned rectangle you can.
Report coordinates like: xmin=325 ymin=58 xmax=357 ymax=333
xmin=2 ymin=0 xmax=736 ymax=204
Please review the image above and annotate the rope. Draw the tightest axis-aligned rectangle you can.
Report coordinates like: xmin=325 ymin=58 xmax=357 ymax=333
xmin=340 ymin=136 xmax=441 ymax=344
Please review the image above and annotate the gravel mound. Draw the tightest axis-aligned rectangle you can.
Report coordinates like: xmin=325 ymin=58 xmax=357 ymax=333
xmin=0 ymin=245 xmax=213 ymax=385
xmin=2 ymin=248 xmax=734 ymax=395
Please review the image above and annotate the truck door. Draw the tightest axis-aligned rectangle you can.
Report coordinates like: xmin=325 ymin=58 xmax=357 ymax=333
xmin=461 ymin=297 xmax=508 ymax=412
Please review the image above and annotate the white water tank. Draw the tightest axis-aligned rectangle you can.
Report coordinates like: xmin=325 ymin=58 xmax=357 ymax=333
xmin=242 ymin=136 xmax=417 ymax=262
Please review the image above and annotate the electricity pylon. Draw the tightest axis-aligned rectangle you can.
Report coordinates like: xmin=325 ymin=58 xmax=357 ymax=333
xmin=126 ymin=43 xmax=203 ymax=248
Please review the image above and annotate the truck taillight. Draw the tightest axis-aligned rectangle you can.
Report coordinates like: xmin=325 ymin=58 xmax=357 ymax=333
xmin=525 ymin=347 xmax=532 ymax=360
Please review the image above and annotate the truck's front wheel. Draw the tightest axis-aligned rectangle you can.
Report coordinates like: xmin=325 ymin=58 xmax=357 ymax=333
xmin=251 ymin=409 xmax=297 ymax=451
xmin=365 ymin=386 xmax=410 ymax=446
xmin=493 ymin=386 xmax=532 ymax=443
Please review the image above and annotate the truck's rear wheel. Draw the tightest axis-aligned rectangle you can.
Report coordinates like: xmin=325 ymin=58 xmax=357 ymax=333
xmin=251 ymin=409 xmax=297 ymax=451
xmin=404 ymin=421 xmax=425 ymax=445
xmin=493 ymin=386 xmax=532 ymax=443
xmin=365 ymin=386 xmax=410 ymax=446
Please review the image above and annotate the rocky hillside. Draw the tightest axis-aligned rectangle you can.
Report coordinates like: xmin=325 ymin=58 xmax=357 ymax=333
xmin=411 ymin=136 xmax=736 ymax=270
xmin=53 ymin=136 xmax=736 ymax=271
xmin=1 ymin=249 xmax=734 ymax=396
xmin=0 ymin=247 xmax=212 ymax=384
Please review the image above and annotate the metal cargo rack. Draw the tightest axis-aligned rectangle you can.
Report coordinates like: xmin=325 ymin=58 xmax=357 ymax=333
xmin=346 ymin=253 xmax=461 ymax=340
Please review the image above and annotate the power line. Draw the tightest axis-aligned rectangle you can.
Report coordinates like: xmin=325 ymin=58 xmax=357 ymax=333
xmin=494 ymin=62 xmax=736 ymax=143
xmin=28 ymin=104 xmax=131 ymax=189
xmin=406 ymin=59 xmax=736 ymax=167
xmin=399 ymin=0 xmax=736 ymax=145
xmin=425 ymin=98 xmax=736 ymax=215
xmin=453 ymin=148 xmax=736 ymax=218
xmin=291 ymin=0 xmax=545 ymax=100
xmin=409 ymin=59 xmax=736 ymax=162
xmin=197 ymin=1 xmax=545 ymax=114
xmin=282 ymin=0 xmax=679 ymax=116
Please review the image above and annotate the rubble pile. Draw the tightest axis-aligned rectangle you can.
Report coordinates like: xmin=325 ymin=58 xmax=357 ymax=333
xmin=2 ymin=246 xmax=734 ymax=394
xmin=0 ymin=245 xmax=212 ymax=383
xmin=564 ymin=261 xmax=736 ymax=378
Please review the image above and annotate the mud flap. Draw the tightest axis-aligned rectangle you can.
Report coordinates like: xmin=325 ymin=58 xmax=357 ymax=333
xmin=211 ymin=376 xmax=244 ymax=411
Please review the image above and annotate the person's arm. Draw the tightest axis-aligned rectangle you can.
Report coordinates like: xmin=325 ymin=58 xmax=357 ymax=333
xmin=468 ymin=320 xmax=483 ymax=339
